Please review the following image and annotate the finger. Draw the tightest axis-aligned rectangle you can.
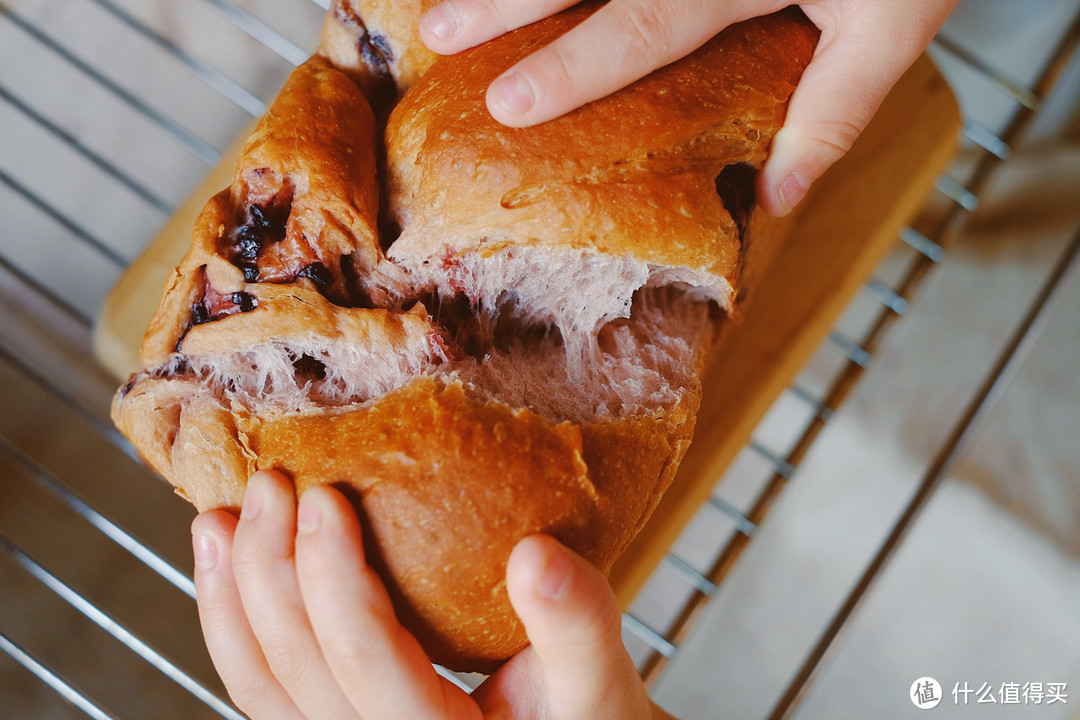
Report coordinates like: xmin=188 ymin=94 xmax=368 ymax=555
xmin=484 ymin=0 xmax=782 ymax=126
xmin=420 ymin=0 xmax=578 ymax=54
xmin=232 ymin=470 xmax=360 ymax=720
xmin=192 ymin=511 xmax=304 ymax=719
xmin=758 ymin=0 xmax=957 ymax=215
xmin=295 ymin=485 xmax=476 ymax=720
xmin=505 ymin=535 xmax=651 ymax=718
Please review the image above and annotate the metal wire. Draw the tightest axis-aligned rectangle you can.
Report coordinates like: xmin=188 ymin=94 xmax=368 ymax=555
xmin=0 ymin=253 xmax=92 ymax=326
xmin=0 ymin=631 xmax=119 ymax=720
xmin=0 ymin=1 xmax=222 ymax=165
xmin=662 ymin=555 xmax=719 ymax=597
xmin=900 ymin=226 xmax=946 ymax=263
xmin=623 ymin=614 xmax=678 ymax=658
xmin=962 ymin=120 xmax=1011 ymax=159
xmin=708 ymin=496 xmax=758 ymax=537
xmin=199 ymin=0 xmax=312 ymax=67
xmin=827 ymin=332 xmax=872 ymax=368
xmin=0 ymin=166 xmax=129 ymax=269
xmin=934 ymin=174 xmax=980 ymax=211
xmin=788 ymin=385 xmax=833 ymax=422
xmin=0 ymin=533 xmax=242 ymax=719
xmin=84 ymin=0 xmax=268 ymax=116
xmin=865 ymin=278 xmax=910 ymax=316
xmin=0 ymin=434 xmax=195 ymax=599
xmin=0 ymin=81 xmax=175 ymax=215
xmin=931 ymin=34 xmax=1042 ymax=111
xmin=749 ymin=440 xmax=796 ymax=479
xmin=0 ymin=342 xmax=138 ymax=462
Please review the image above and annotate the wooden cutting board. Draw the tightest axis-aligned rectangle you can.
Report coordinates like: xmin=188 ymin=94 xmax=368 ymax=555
xmin=93 ymin=54 xmax=960 ymax=604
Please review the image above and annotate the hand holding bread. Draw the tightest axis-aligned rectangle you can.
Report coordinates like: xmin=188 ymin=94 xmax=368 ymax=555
xmin=192 ymin=471 xmax=673 ymax=720
xmin=420 ymin=0 xmax=959 ymax=215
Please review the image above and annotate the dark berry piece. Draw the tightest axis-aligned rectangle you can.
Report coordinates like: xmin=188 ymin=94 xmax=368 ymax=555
xmin=231 ymin=292 xmax=257 ymax=313
xmin=237 ymin=238 xmax=260 ymax=260
xmin=191 ymin=303 xmax=210 ymax=325
xmin=299 ymin=262 xmax=333 ymax=286
xmin=369 ymin=33 xmax=394 ymax=62
xmin=250 ymin=204 xmax=271 ymax=229
xmin=236 ymin=226 xmax=262 ymax=260
xmin=240 ymin=264 xmax=259 ymax=283
xmin=714 ymin=162 xmax=756 ymax=242
xmin=250 ymin=203 xmax=287 ymax=244
xmin=362 ymin=33 xmax=393 ymax=74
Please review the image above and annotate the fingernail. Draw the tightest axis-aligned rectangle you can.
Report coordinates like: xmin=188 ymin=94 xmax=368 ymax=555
xmin=777 ymin=171 xmax=810 ymax=215
xmin=297 ymin=494 xmax=322 ymax=535
xmin=536 ymin=544 xmax=573 ymax=601
xmin=192 ymin=532 xmax=217 ymax=570
xmin=421 ymin=2 xmax=458 ymax=41
xmin=489 ymin=70 xmax=535 ymax=117
xmin=240 ymin=479 xmax=262 ymax=521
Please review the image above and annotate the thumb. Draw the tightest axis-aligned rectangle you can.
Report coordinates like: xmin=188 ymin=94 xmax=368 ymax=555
xmin=758 ymin=2 xmax=952 ymax=216
xmin=505 ymin=535 xmax=648 ymax=717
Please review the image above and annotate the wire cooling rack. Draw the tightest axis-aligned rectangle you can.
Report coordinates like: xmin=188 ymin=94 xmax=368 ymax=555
xmin=1 ymin=1 xmax=1077 ymax=718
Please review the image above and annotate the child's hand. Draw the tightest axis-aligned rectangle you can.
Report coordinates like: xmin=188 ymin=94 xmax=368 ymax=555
xmin=191 ymin=470 xmax=671 ymax=719
xmin=419 ymin=0 xmax=958 ymax=215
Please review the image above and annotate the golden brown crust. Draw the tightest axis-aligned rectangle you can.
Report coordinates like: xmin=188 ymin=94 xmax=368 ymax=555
xmin=115 ymin=372 xmax=701 ymax=670
xmin=140 ymin=56 xmax=382 ymax=367
xmin=386 ymin=5 xmax=819 ymax=301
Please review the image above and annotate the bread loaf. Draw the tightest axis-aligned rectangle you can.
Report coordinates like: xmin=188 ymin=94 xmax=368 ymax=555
xmin=112 ymin=0 xmax=818 ymax=671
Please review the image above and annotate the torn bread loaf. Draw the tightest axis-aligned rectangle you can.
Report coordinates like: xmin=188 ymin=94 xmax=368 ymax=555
xmin=112 ymin=0 xmax=819 ymax=671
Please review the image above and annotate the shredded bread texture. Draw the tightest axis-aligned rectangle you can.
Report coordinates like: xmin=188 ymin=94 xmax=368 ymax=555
xmin=144 ymin=248 xmax=717 ymax=427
